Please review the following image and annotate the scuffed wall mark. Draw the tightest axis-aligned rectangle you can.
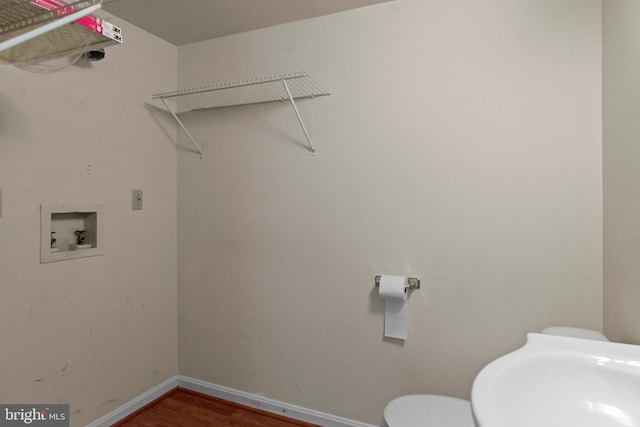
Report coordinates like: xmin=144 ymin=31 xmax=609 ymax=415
xmin=59 ymin=362 xmax=70 ymax=377
xmin=34 ymin=378 xmax=44 ymax=382
xmin=99 ymin=398 xmax=118 ymax=408
xmin=70 ymin=409 xmax=81 ymax=416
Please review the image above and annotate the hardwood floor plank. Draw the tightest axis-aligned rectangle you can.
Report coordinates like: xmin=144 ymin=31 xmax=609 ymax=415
xmin=167 ymin=391 xmax=237 ymax=417
xmin=114 ymin=388 xmax=319 ymax=427
xmin=230 ymin=409 xmax=313 ymax=427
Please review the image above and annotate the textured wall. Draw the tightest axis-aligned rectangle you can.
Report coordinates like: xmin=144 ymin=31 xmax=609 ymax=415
xmin=0 ymin=16 xmax=178 ymax=427
xmin=603 ymin=1 xmax=640 ymax=344
xmin=176 ymin=0 xmax=602 ymax=424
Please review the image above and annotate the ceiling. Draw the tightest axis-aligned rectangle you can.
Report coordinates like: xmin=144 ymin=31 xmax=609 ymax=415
xmin=102 ymin=0 xmax=392 ymax=46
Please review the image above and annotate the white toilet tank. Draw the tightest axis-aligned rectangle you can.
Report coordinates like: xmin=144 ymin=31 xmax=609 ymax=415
xmin=540 ymin=326 xmax=609 ymax=342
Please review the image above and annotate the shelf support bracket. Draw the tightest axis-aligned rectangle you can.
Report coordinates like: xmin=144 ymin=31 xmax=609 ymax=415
xmin=282 ymin=79 xmax=316 ymax=154
xmin=160 ymin=98 xmax=204 ymax=160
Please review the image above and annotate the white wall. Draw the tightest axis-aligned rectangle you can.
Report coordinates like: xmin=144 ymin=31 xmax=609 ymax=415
xmin=603 ymin=1 xmax=640 ymax=344
xmin=0 ymin=18 xmax=178 ymax=427
xmin=176 ymin=0 xmax=602 ymax=424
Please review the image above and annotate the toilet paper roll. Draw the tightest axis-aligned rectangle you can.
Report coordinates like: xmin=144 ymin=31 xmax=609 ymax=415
xmin=378 ymin=275 xmax=408 ymax=340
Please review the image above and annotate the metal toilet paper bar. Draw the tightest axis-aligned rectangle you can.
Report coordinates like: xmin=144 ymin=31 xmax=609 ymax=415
xmin=374 ymin=275 xmax=421 ymax=290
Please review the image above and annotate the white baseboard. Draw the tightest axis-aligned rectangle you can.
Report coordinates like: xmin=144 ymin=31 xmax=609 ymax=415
xmin=177 ymin=375 xmax=378 ymax=427
xmin=86 ymin=376 xmax=178 ymax=427
xmin=87 ymin=375 xmax=379 ymax=427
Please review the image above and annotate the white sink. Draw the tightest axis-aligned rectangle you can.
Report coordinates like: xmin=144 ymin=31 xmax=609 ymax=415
xmin=471 ymin=333 xmax=640 ymax=427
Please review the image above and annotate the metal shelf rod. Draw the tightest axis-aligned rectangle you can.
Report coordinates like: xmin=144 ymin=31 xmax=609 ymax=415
xmin=160 ymin=98 xmax=204 ymax=160
xmin=282 ymin=78 xmax=315 ymax=154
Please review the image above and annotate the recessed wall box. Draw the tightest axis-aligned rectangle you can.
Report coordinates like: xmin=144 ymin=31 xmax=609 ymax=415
xmin=40 ymin=204 xmax=103 ymax=263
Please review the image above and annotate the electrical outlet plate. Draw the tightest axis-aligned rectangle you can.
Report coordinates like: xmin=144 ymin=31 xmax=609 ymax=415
xmin=132 ymin=189 xmax=143 ymax=210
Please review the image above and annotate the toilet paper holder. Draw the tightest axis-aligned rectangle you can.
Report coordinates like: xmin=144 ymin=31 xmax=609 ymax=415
xmin=374 ymin=275 xmax=421 ymax=290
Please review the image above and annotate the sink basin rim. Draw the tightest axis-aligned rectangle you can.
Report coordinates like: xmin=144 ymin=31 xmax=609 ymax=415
xmin=471 ymin=333 xmax=640 ymax=427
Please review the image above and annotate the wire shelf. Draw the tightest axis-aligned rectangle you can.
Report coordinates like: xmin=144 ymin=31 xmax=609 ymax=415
xmin=0 ymin=0 xmax=122 ymax=64
xmin=153 ymin=71 xmax=330 ymax=111
xmin=0 ymin=0 xmax=101 ymax=36
xmin=1 ymin=20 xmax=109 ymax=63
xmin=153 ymin=72 xmax=330 ymax=159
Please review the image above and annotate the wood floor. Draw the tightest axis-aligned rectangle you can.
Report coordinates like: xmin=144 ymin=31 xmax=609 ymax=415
xmin=113 ymin=388 xmax=320 ymax=427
